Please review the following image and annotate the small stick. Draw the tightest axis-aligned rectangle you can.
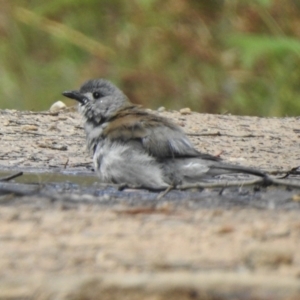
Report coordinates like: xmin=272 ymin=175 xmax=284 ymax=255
xmin=270 ymin=178 xmax=300 ymax=189
xmin=63 ymin=158 xmax=69 ymax=169
xmin=175 ymin=177 xmax=300 ymax=191
xmin=0 ymin=172 xmax=23 ymax=182
xmin=176 ymin=178 xmax=265 ymax=190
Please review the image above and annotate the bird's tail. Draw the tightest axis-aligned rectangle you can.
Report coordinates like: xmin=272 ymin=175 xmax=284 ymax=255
xmin=163 ymin=157 xmax=271 ymax=186
xmin=209 ymin=162 xmax=270 ymax=181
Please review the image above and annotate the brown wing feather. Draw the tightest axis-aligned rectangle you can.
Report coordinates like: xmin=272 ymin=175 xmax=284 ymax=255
xmin=102 ymin=107 xmax=219 ymax=160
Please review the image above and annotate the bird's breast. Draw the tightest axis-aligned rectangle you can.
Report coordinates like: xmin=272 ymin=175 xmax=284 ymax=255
xmin=84 ymin=122 xmax=106 ymax=154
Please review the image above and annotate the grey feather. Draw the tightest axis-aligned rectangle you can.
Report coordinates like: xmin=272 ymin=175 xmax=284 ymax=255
xmin=62 ymin=78 xmax=268 ymax=188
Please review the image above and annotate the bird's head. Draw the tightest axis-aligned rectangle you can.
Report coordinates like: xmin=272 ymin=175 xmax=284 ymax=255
xmin=62 ymin=79 xmax=130 ymax=124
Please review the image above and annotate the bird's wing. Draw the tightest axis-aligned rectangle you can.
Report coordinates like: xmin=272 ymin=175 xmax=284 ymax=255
xmin=102 ymin=109 xmax=219 ymax=160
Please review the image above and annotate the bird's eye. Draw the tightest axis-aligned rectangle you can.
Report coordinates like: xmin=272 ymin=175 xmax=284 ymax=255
xmin=93 ymin=92 xmax=102 ymax=99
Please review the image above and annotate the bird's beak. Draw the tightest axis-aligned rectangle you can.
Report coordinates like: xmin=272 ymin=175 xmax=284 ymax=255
xmin=62 ymin=90 xmax=88 ymax=105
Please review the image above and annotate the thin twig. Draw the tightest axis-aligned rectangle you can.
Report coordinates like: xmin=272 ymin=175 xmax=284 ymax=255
xmin=176 ymin=178 xmax=265 ymax=190
xmin=187 ymin=132 xmax=265 ymax=138
xmin=270 ymin=178 xmax=300 ymax=189
xmin=175 ymin=177 xmax=300 ymax=191
xmin=0 ymin=172 xmax=23 ymax=182
xmin=63 ymin=158 xmax=69 ymax=169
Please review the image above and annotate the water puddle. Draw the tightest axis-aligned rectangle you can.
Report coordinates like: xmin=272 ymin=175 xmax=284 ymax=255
xmin=0 ymin=169 xmax=98 ymax=186
xmin=0 ymin=169 xmax=299 ymax=210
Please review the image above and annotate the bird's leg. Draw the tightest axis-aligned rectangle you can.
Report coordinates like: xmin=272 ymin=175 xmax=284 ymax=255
xmin=156 ymin=185 xmax=174 ymax=200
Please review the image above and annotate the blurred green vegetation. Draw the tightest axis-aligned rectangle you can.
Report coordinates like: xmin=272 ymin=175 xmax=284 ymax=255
xmin=0 ymin=0 xmax=300 ymax=116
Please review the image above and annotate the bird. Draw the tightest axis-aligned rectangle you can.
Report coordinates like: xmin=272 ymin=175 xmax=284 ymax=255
xmin=62 ymin=78 xmax=268 ymax=189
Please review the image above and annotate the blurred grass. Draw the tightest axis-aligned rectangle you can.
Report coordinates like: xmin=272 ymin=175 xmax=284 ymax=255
xmin=0 ymin=0 xmax=300 ymax=116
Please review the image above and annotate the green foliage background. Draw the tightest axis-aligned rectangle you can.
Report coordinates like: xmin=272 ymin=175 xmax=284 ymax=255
xmin=1 ymin=0 xmax=300 ymax=116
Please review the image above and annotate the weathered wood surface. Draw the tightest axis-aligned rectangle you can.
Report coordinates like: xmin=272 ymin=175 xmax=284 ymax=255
xmin=0 ymin=109 xmax=299 ymax=300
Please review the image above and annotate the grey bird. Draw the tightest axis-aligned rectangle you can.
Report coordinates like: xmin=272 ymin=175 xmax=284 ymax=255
xmin=62 ymin=79 xmax=268 ymax=189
